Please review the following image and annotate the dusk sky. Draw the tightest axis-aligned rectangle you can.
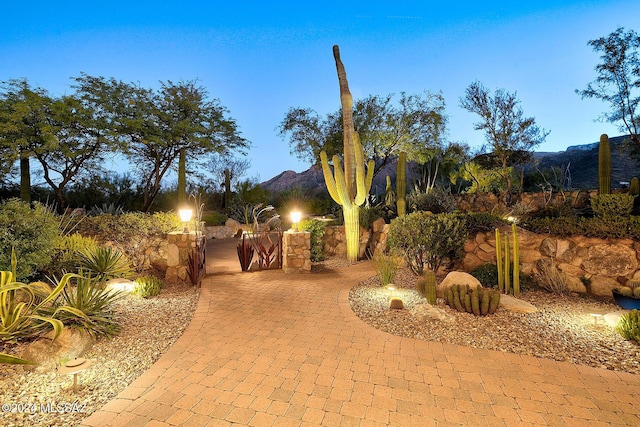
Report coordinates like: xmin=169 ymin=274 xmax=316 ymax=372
xmin=2 ymin=1 xmax=639 ymax=184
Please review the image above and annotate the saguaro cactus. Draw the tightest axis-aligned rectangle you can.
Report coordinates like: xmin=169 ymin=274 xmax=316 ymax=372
xmin=320 ymin=45 xmax=375 ymax=262
xmin=599 ymin=133 xmax=611 ymax=195
xmin=396 ymin=152 xmax=407 ymax=216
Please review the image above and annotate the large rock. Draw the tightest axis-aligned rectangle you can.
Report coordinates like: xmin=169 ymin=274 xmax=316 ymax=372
xmin=582 ymin=244 xmax=637 ymax=277
xmin=411 ymin=304 xmax=454 ymax=323
xmin=438 ymin=271 xmax=482 ymax=298
xmin=499 ymin=294 xmax=538 ymax=313
xmin=21 ymin=329 xmax=95 ymax=373
xmin=589 ymin=275 xmax=621 ymax=297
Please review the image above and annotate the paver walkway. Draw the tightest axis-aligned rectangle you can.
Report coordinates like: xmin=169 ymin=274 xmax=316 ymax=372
xmin=81 ymin=239 xmax=640 ymax=426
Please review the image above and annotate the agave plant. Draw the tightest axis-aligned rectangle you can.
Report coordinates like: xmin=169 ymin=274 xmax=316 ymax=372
xmin=48 ymin=271 xmax=123 ymax=338
xmin=0 ymin=352 xmax=37 ymax=365
xmin=79 ymin=247 xmax=131 ymax=283
xmin=1 ymin=270 xmax=85 ymax=343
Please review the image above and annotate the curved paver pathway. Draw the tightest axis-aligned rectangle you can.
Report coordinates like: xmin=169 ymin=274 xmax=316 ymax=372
xmin=82 ymin=241 xmax=640 ymax=427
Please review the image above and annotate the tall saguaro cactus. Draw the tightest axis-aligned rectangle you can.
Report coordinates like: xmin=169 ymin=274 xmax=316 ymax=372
xmin=599 ymin=133 xmax=611 ymax=195
xmin=396 ymin=152 xmax=407 ymax=216
xmin=320 ymin=45 xmax=375 ymax=262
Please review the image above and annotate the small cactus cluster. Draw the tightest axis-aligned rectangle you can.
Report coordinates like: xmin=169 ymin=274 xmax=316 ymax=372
xmin=495 ymin=223 xmax=520 ymax=297
xmin=618 ymin=279 xmax=640 ymax=298
xmin=444 ymin=284 xmax=500 ymax=316
xmin=416 ymin=270 xmax=437 ymax=305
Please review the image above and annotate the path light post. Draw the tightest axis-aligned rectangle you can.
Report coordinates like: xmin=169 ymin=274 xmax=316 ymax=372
xmin=179 ymin=209 xmax=193 ymax=233
xmin=290 ymin=210 xmax=301 ymax=232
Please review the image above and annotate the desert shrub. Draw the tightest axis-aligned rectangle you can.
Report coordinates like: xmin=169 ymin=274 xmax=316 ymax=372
xmin=370 ymin=251 xmax=404 ymax=286
xmin=132 ymin=275 xmax=164 ymax=298
xmin=201 ymin=211 xmax=227 ymax=226
xmin=616 ymin=310 xmax=640 ymax=343
xmin=524 ymin=216 xmax=634 ymax=239
xmin=298 ymin=219 xmax=327 ymax=262
xmin=50 ymin=272 xmax=123 ymax=338
xmin=534 ymin=258 xmax=569 ymax=294
xmin=469 ymin=263 xmax=500 ymax=288
xmin=0 ymin=199 xmax=59 ymax=280
xmin=388 ymin=212 xmax=467 ymax=275
xmin=359 ymin=205 xmax=385 ymax=230
xmin=591 ymin=194 xmax=634 ymax=218
xmin=79 ymin=247 xmax=131 ymax=283
xmin=463 ymin=212 xmax=507 ymax=234
xmin=76 ymin=212 xmax=181 ymax=242
xmin=409 ymin=188 xmax=456 ymax=214
xmin=46 ymin=233 xmax=99 ymax=275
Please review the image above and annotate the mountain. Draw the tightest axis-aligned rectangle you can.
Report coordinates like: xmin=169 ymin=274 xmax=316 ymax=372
xmin=261 ymin=135 xmax=640 ymax=194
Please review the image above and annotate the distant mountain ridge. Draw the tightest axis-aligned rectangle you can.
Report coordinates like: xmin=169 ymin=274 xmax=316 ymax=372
xmin=261 ymin=135 xmax=640 ymax=194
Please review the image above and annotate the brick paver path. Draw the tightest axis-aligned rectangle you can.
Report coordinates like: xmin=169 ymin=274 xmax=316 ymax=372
xmin=81 ymin=242 xmax=640 ymax=426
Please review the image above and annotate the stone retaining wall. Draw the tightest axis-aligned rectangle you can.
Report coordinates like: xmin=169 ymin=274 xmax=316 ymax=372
xmin=321 ymin=221 xmax=640 ymax=297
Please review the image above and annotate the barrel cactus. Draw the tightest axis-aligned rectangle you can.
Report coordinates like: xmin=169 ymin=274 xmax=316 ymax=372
xmin=443 ymin=284 xmax=500 ymax=315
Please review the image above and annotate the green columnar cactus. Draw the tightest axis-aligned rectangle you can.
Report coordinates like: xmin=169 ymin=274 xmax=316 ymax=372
xmin=385 ymin=175 xmax=394 ymax=206
xmin=396 ymin=152 xmax=407 ymax=216
xmin=444 ymin=285 xmax=500 ymax=315
xmin=599 ymin=133 xmax=611 ymax=195
xmin=495 ymin=228 xmax=504 ymax=292
xmin=504 ymin=234 xmax=511 ymax=295
xmin=418 ymin=270 xmax=437 ymax=305
xmin=320 ymin=45 xmax=375 ymax=262
xmin=631 ymin=177 xmax=640 ymax=196
xmin=177 ymin=148 xmax=186 ymax=205
xmin=511 ymin=222 xmax=520 ymax=298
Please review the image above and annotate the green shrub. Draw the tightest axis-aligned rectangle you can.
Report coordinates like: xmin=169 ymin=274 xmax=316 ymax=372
xmin=388 ymin=212 xmax=467 ymax=275
xmin=298 ymin=219 xmax=327 ymax=262
xmin=359 ymin=205 xmax=385 ymax=230
xmin=0 ymin=199 xmax=59 ymax=280
xmin=201 ymin=211 xmax=227 ymax=226
xmin=76 ymin=212 xmax=181 ymax=242
xmin=409 ymin=188 xmax=456 ymax=214
xmin=79 ymin=247 xmax=131 ymax=283
xmin=469 ymin=264 xmax=500 ymax=288
xmin=590 ymin=194 xmax=634 ymax=218
xmin=50 ymin=272 xmax=123 ymax=338
xmin=463 ymin=212 xmax=507 ymax=235
xmin=131 ymin=275 xmax=164 ymax=298
xmin=46 ymin=233 xmax=99 ymax=275
xmin=370 ymin=251 xmax=404 ymax=286
xmin=616 ymin=310 xmax=640 ymax=343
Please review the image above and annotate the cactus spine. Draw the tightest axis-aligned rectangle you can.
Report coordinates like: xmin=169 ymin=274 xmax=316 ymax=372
xmin=631 ymin=177 xmax=640 ymax=196
xmin=396 ymin=152 xmax=407 ymax=216
xmin=320 ymin=46 xmax=375 ymax=262
xmin=599 ymin=133 xmax=611 ymax=195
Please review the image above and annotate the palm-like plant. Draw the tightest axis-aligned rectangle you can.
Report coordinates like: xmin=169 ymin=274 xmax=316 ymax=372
xmin=0 ymin=353 xmax=37 ymax=365
xmin=79 ymin=247 xmax=131 ymax=283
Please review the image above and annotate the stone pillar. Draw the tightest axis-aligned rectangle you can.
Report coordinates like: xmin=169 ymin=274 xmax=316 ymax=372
xmin=283 ymin=230 xmax=311 ymax=273
xmin=165 ymin=231 xmax=198 ymax=283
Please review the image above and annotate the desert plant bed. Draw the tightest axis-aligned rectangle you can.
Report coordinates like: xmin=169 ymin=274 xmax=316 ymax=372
xmin=349 ymin=267 xmax=640 ymax=375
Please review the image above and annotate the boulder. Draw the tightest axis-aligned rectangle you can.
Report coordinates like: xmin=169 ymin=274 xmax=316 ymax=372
xmin=411 ymin=304 xmax=454 ymax=323
xmin=438 ymin=271 xmax=482 ymax=298
xmin=389 ymin=298 xmax=404 ymax=310
xmin=499 ymin=294 xmax=538 ymax=313
xmin=539 ymin=238 xmax=557 ymax=257
xmin=582 ymin=244 xmax=637 ymax=277
xmin=589 ymin=275 xmax=621 ymax=297
xmin=21 ymin=329 xmax=95 ymax=373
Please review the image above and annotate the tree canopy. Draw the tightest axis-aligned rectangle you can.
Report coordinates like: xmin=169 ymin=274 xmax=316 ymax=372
xmin=577 ymin=27 xmax=640 ymax=147
xmin=460 ymin=81 xmax=549 ymax=201
xmin=278 ymin=91 xmax=448 ymax=177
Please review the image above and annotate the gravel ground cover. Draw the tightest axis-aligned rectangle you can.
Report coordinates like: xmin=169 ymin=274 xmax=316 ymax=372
xmin=0 ymin=281 xmax=199 ymax=427
xmin=349 ymin=267 xmax=640 ymax=375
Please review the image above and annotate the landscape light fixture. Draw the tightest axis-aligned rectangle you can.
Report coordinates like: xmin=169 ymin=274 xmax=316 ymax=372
xmin=179 ymin=209 xmax=193 ymax=233
xmin=290 ymin=211 xmax=302 ymax=232
xmin=59 ymin=358 xmax=93 ymax=393
xmin=387 ymin=285 xmax=395 ymax=297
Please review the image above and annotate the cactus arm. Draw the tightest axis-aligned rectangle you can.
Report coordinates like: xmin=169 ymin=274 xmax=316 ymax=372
xmin=332 ymin=156 xmax=352 ymax=207
xmin=354 ymin=132 xmax=368 ymax=206
xmin=599 ymin=134 xmax=611 ymax=195
xmin=320 ymin=151 xmax=342 ymax=205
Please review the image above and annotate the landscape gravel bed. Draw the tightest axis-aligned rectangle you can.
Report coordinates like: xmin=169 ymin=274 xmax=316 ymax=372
xmin=0 ymin=282 xmax=199 ymax=427
xmin=349 ymin=268 xmax=640 ymax=375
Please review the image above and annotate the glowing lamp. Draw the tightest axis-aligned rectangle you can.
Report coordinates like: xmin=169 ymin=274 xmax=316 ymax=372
xmin=179 ymin=209 xmax=193 ymax=233
xmin=290 ymin=211 xmax=302 ymax=232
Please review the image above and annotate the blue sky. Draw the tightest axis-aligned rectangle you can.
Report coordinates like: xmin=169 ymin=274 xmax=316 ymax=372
xmin=2 ymin=1 xmax=639 ymax=183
